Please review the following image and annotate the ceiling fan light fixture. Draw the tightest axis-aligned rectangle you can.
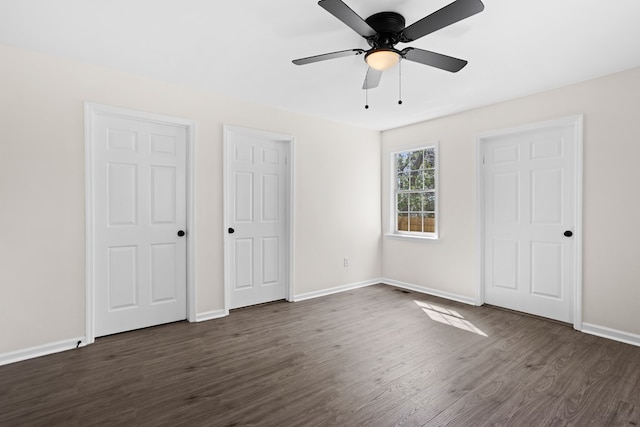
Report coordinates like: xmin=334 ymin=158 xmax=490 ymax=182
xmin=365 ymin=49 xmax=400 ymax=71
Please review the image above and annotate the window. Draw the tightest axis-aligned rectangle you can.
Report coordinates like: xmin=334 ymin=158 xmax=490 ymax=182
xmin=392 ymin=144 xmax=438 ymax=238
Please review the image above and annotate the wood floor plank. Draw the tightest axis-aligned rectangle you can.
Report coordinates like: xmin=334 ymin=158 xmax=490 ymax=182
xmin=1 ymin=284 xmax=639 ymax=426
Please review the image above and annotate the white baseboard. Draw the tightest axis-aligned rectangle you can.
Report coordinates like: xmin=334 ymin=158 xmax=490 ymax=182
xmin=292 ymin=279 xmax=380 ymax=302
xmin=0 ymin=336 xmax=86 ymax=367
xmin=195 ymin=309 xmax=228 ymax=322
xmin=581 ymin=323 xmax=640 ymax=348
xmin=380 ymin=278 xmax=477 ymax=306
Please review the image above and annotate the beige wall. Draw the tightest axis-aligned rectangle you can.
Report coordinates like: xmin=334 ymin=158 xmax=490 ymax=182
xmin=381 ymin=66 xmax=640 ymax=336
xmin=0 ymin=44 xmax=381 ymax=354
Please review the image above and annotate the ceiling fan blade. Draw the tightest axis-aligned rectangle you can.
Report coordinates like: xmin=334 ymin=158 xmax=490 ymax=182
xmin=402 ymin=0 xmax=485 ymax=42
xmin=292 ymin=49 xmax=365 ymax=65
xmin=363 ymin=67 xmax=383 ymax=89
xmin=401 ymin=48 xmax=468 ymax=72
xmin=318 ymin=0 xmax=377 ymax=38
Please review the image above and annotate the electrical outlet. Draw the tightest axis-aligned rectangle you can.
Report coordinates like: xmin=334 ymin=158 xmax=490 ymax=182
xmin=344 ymin=257 xmax=349 ymax=267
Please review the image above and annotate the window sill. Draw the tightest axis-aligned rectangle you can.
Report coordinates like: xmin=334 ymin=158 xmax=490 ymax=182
xmin=385 ymin=233 xmax=439 ymax=241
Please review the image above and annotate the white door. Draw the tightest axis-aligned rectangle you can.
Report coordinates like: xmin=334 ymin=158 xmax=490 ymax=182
xmin=482 ymin=120 xmax=579 ymax=323
xmin=225 ymin=128 xmax=289 ymax=309
xmin=93 ymin=114 xmax=187 ymax=336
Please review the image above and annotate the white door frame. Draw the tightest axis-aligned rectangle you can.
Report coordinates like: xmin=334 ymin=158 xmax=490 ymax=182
xmin=84 ymin=103 xmax=197 ymax=345
xmin=222 ymin=125 xmax=294 ymax=313
xmin=475 ymin=115 xmax=584 ymax=329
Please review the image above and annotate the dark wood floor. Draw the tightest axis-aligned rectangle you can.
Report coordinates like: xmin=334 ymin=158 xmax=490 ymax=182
xmin=1 ymin=285 xmax=639 ymax=426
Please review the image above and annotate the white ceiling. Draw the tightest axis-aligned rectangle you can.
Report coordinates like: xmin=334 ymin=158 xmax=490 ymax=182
xmin=1 ymin=0 xmax=640 ymax=131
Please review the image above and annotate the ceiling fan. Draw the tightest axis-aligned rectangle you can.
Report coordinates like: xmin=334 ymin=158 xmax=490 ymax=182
xmin=293 ymin=0 xmax=485 ymax=90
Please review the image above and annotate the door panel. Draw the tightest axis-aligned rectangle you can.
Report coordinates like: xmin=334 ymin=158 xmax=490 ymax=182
xmin=93 ymin=115 xmax=187 ymax=336
xmin=530 ymin=241 xmax=562 ymax=298
xmin=226 ymin=129 xmax=289 ymax=309
xmin=262 ymin=237 xmax=279 ymax=284
xmin=262 ymin=174 xmax=279 ymax=221
xmin=150 ymin=166 xmax=177 ymax=224
xmin=108 ymin=128 xmax=137 ymax=151
xmin=108 ymin=246 xmax=138 ymax=309
xmin=483 ymin=122 xmax=577 ymax=323
xmin=150 ymin=243 xmax=178 ymax=303
xmin=234 ymin=238 xmax=254 ymax=290
xmin=235 ymin=172 xmax=253 ymax=222
xmin=492 ymin=239 xmax=518 ymax=290
xmin=108 ymin=163 xmax=137 ymax=226
xmin=492 ymin=172 xmax=519 ymax=223
xmin=532 ymin=169 xmax=563 ymax=224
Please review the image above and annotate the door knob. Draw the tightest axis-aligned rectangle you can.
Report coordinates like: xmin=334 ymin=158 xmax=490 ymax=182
xmin=228 ymin=227 xmax=235 ymax=234
xmin=177 ymin=230 xmax=186 ymax=237
xmin=564 ymin=230 xmax=573 ymax=237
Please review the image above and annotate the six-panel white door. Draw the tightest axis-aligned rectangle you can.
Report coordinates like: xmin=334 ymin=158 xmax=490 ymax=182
xmin=483 ymin=123 xmax=577 ymax=323
xmin=93 ymin=115 xmax=187 ymax=337
xmin=226 ymin=129 xmax=288 ymax=309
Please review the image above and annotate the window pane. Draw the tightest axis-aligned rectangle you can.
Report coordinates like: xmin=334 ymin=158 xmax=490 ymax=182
xmin=410 ymin=171 xmax=423 ymax=190
xmin=397 ymin=193 xmax=408 ymax=212
xmin=397 ymin=213 xmax=409 ymax=231
xmin=396 ymin=152 xmax=410 ymax=173
xmin=425 ymin=192 xmax=435 ymax=211
xmin=397 ymin=172 xmax=410 ymax=190
xmin=409 ymin=193 xmax=423 ymax=212
xmin=409 ymin=213 xmax=422 ymax=232
xmin=423 ymin=148 xmax=436 ymax=169
xmin=423 ymin=213 xmax=436 ymax=232
xmin=425 ymin=170 xmax=435 ymax=190
xmin=409 ymin=150 xmax=423 ymax=170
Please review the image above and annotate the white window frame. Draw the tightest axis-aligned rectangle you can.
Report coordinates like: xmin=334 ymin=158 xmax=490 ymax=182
xmin=387 ymin=142 xmax=439 ymax=240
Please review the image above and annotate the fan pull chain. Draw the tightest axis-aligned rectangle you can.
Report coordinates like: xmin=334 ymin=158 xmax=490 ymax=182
xmin=365 ymin=85 xmax=369 ymax=110
xmin=398 ymin=60 xmax=403 ymax=105
xmin=364 ymin=64 xmax=370 ymax=109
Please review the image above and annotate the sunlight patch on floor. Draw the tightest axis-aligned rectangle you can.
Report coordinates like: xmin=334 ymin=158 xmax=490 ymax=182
xmin=415 ymin=300 xmax=488 ymax=337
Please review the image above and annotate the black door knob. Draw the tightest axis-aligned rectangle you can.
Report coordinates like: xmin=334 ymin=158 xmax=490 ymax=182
xmin=177 ymin=230 xmax=186 ymax=237
xmin=228 ymin=227 xmax=235 ymax=234
xmin=564 ymin=230 xmax=573 ymax=237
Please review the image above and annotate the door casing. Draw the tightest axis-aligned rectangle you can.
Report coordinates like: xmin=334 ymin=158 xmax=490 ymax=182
xmin=223 ymin=125 xmax=294 ymax=312
xmin=475 ymin=115 xmax=583 ymax=329
xmin=84 ymin=103 xmax=197 ymax=344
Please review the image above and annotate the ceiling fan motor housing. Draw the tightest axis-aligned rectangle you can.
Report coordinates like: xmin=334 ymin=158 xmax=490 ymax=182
xmin=365 ymin=12 xmax=405 ymax=48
